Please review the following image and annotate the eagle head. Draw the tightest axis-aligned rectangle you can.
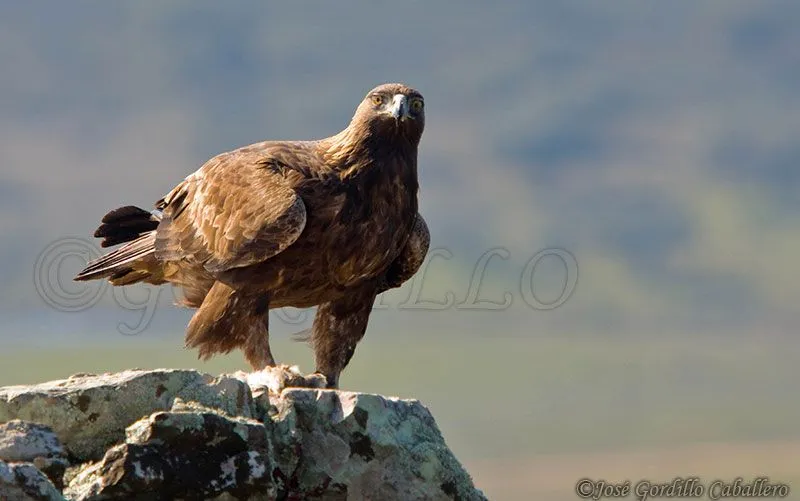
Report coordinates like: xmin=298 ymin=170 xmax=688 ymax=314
xmin=353 ymin=83 xmax=425 ymax=144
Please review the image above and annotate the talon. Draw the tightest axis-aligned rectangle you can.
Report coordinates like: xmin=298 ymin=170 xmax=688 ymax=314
xmin=300 ymin=372 xmax=330 ymax=389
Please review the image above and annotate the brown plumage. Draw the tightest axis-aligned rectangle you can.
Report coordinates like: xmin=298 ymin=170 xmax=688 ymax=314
xmin=75 ymin=83 xmax=430 ymax=388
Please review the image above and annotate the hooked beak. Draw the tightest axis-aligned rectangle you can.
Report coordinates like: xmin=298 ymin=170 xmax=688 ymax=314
xmin=388 ymin=94 xmax=409 ymax=121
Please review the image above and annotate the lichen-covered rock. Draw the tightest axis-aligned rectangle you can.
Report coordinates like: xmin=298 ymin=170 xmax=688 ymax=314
xmin=0 ymin=421 xmax=69 ymax=491
xmin=0 ymin=421 xmax=65 ymax=463
xmin=1 ymin=367 xmax=486 ymax=500
xmin=0 ymin=369 xmax=254 ymax=461
xmin=65 ymin=402 xmax=276 ymax=500
xmin=271 ymin=389 xmax=484 ymax=501
xmin=0 ymin=460 xmax=65 ymax=501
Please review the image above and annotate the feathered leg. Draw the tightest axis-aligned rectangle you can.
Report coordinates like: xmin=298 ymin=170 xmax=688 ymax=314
xmin=185 ymin=281 xmax=275 ymax=369
xmin=311 ymin=285 xmax=378 ymax=389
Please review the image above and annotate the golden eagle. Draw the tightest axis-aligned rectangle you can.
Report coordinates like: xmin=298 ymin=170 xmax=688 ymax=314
xmin=75 ymin=83 xmax=429 ymax=388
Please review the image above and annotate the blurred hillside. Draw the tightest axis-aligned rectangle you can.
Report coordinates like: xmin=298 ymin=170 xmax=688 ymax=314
xmin=1 ymin=1 xmax=799 ymax=337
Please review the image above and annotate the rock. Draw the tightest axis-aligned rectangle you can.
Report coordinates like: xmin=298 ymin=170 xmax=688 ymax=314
xmin=0 ymin=421 xmax=69 ymax=490
xmin=65 ymin=401 xmax=276 ymax=500
xmin=271 ymin=389 xmax=482 ymax=501
xmin=0 ymin=369 xmax=254 ymax=461
xmin=0 ymin=460 xmax=65 ymax=501
xmin=0 ymin=421 xmax=65 ymax=463
xmin=1 ymin=367 xmax=486 ymax=500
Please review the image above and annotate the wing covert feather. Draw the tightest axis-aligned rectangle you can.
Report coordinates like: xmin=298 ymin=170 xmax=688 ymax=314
xmin=154 ymin=151 xmax=306 ymax=273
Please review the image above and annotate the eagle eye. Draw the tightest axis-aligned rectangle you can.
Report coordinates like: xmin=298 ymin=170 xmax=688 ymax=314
xmin=370 ymin=94 xmax=385 ymax=107
xmin=410 ymin=97 xmax=424 ymax=113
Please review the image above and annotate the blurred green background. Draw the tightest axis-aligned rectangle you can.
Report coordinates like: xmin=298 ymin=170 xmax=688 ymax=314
xmin=2 ymin=2 xmax=799 ymax=499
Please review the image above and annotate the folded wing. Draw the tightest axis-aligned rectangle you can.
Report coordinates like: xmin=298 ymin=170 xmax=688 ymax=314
xmin=155 ymin=150 xmax=307 ymax=274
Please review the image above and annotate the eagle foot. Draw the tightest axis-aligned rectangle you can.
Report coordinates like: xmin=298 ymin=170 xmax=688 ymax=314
xmin=243 ymin=364 xmax=329 ymax=394
xmin=291 ymin=372 xmax=330 ymax=389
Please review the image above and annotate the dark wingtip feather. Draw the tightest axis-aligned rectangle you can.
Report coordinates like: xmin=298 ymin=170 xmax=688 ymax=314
xmin=99 ymin=232 xmax=142 ymax=248
xmin=101 ymin=205 xmax=152 ymax=224
xmin=92 ymin=206 xmax=160 ymax=248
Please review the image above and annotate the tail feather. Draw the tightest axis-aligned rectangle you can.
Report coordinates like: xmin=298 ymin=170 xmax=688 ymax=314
xmin=75 ymin=233 xmax=156 ymax=281
xmin=74 ymin=205 xmax=162 ymax=283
